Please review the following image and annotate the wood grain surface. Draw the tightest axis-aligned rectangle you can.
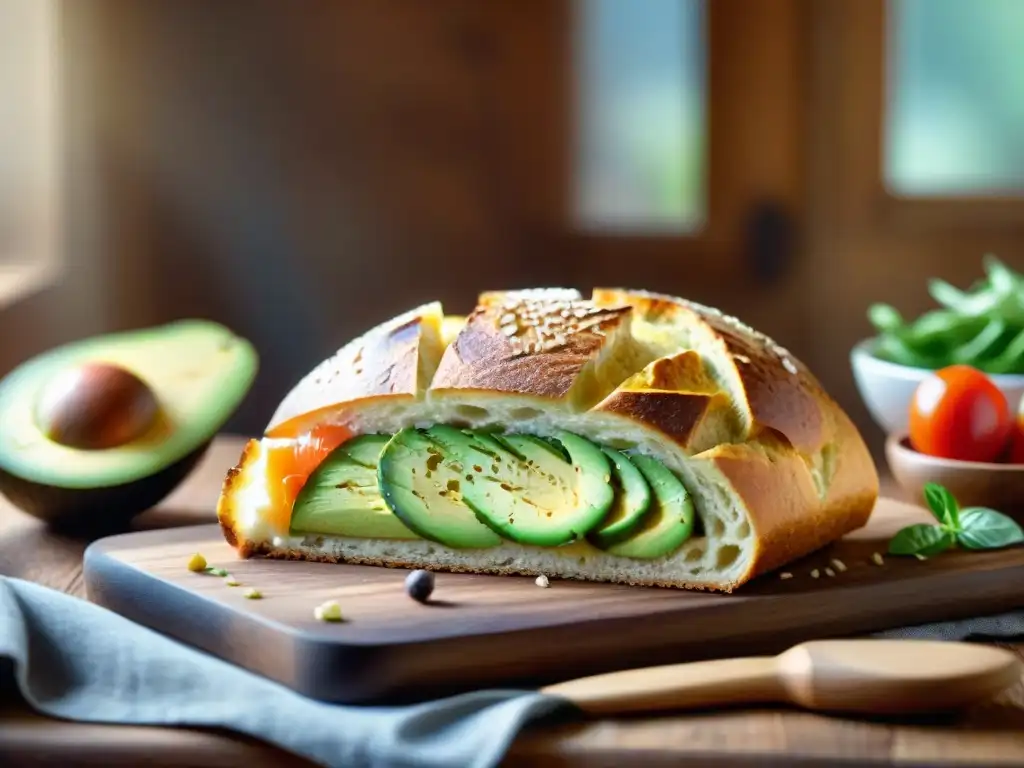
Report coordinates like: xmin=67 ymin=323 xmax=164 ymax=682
xmin=83 ymin=496 xmax=1024 ymax=705
xmin=6 ymin=436 xmax=1024 ymax=766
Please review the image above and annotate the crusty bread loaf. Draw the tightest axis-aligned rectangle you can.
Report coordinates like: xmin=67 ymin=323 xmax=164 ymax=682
xmin=217 ymin=288 xmax=878 ymax=591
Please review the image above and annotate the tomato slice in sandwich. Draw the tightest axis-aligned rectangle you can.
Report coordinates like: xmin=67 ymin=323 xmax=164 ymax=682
xmin=266 ymin=423 xmax=354 ymax=518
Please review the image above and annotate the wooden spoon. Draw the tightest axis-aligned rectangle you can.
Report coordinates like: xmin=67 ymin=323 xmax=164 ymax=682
xmin=541 ymin=639 xmax=1021 ymax=716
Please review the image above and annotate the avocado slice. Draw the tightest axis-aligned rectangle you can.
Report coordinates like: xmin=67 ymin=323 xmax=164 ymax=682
xmin=587 ymin=448 xmax=652 ymax=549
xmin=603 ymin=455 xmax=695 ymax=559
xmin=0 ymin=320 xmax=256 ymax=526
xmin=290 ymin=435 xmax=420 ymax=539
xmin=378 ymin=427 xmax=502 ymax=549
xmin=471 ymin=432 xmax=523 ymax=462
xmin=434 ymin=428 xmax=614 ymax=547
xmin=510 ymin=434 xmax=571 ymax=462
xmin=339 ymin=433 xmax=391 ymax=468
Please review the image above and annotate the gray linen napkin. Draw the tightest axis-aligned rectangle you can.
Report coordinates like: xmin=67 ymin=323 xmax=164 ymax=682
xmin=0 ymin=576 xmax=565 ymax=768
xmin=877 ymin=610 xmax=1024 ymax=642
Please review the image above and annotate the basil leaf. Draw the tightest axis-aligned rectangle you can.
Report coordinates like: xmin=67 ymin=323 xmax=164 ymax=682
xmin=888 ymin=524 xmax=955 ymax=556
xmin=922 ymin=483 xmax=959 ymax=529
xmin=957 ymin=507 xmax=1024 ymax=550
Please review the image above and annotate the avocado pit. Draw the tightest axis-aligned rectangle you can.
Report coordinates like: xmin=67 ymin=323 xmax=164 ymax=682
xmin=35 ymin=362 xmax=160 ymax=450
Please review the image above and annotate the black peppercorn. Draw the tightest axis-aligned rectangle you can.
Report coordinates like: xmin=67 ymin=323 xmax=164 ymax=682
xmin=405 ymin=569 xmax=435 ymax=603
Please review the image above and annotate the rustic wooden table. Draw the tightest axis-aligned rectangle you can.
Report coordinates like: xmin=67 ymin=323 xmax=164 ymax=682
xmin=3 ymin=435 xmax=1024 ymax=767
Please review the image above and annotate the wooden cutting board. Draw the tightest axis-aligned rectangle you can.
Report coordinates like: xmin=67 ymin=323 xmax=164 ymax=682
xmin=82 ymin=497 xmax=1024 ymax=705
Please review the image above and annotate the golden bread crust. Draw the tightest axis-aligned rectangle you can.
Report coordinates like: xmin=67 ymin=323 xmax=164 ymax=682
xmin=266 ymin=302 xmax=443 ymax=438
xmin=594 ymin=350 xmax=733 ymax=451
xmin=593 ymin=288 xmax=829 ymax=452
xmin=430 ymin=292 xmax=632 ymax=404
xmin=708 ymin=414 xmax=878 ymax=584
xmin=216 ymin=437 xmax=258 ymax=556
xmin=596 ymin=390 xmax=721 ymax=451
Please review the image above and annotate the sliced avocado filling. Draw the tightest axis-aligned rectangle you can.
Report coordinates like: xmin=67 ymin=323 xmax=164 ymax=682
xmin=601 ymin=454 xmax=695 ymax=559
xmin=455 ymin=429 xmax=615 ymax=547
xmin=290 ymin=435 xmax=420 ymax=539
xmin=587 ymin=447 xmax=652 ymax=549
xmin=378 ymin=427 xmax=503 ymax=549
xmin=341 ymin=434 xmax=392 ymax=468
xmin=292 ymin=426 xmax=697 ymax=559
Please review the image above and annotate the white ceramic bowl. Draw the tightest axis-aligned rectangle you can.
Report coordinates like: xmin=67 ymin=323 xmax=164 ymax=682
xmin=850 ymin=338 xmax=1024 ymax=434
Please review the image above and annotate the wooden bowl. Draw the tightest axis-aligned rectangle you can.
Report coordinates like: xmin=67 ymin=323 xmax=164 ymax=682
xmin=885 ymin=433 xmax=1024 ymax=522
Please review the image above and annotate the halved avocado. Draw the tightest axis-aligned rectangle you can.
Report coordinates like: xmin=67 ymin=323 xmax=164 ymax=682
xmin=290 ymin=434 xmax=420 ymax=539
xmin=603 ymin=455 xmax=695 ymax=559
xmin=434 ymin=428 xmax=614 ymax=547
xmin=0 ymin=320 xmax=257 ymax=528
xmin=587 ymin=448 xmax=652 ymax=549
xmin=377 ymin=427 xmax=502 ymax=549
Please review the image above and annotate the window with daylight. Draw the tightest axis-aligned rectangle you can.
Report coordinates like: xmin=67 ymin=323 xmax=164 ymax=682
xmin=885 ymin=0 xmax=1024 ymax=197
xmin=573 ymin=0 xmax=706 ymax=232
xmin=0 ymin=0 xmax=60 ymax=305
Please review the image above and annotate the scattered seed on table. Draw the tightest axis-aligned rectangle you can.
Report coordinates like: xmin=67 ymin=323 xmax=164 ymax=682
xmin=830 ymin=558 xmax=847 ymax=573
xmin=187 ymin=553 xmax=207 ymax=572
xmin=314 ymin=600 xmax=343 ymax=622
xmin=405 ymin=570 xmax=435 ymax=603
xmin=243 ymin=588 xmax=262 ymax=600
xmin=224 ymin=577 xmax=240 ymax=587
xmin=914 ymin=554 xmax=927 ymax=561
xmin=871 ymin=552 xmax=884 ymax=566
xmin=779 ymin=572 xmax=793 ymax=580
xmin=824 ymin=567 xmax=836 ymax=578
xmin=811 ymin=569 xmax=820 ymax=579
xmin=535 ymin=574 xmax=550 ymax=588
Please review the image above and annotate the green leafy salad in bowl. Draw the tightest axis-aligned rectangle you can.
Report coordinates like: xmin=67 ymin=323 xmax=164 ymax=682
xmin=868 ymin=255 xmax=1024 ymax=375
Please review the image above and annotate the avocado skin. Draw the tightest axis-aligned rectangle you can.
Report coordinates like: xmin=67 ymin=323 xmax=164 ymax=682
xmin=0 ymin=440 xmax=211 ymax=532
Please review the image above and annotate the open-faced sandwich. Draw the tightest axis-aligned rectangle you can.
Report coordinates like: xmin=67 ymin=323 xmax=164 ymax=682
xmin=217 ymin=288 xmax=879 ymax=591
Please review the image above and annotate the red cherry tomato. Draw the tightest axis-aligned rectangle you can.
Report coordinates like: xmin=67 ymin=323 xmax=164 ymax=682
xmin=908 ymin=365 xmax=1011 ymax=462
